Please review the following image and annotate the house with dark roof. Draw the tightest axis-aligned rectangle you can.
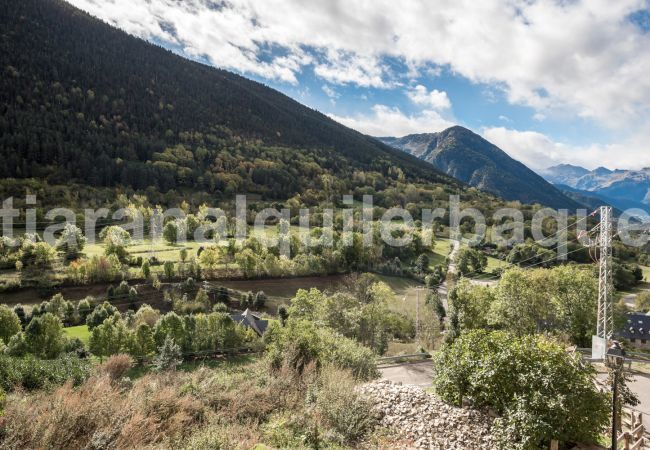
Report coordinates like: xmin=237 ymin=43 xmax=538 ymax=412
xmin=617 ymin=312 xmax=650 ymax=350
xmin=230 ymin=309 xmax=269 ymax=336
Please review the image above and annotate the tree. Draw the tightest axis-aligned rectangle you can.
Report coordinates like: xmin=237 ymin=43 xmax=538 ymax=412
xmin=548 ymin=265 xmax=598 ymax=347
xmin=89 ymin=316 xmax=131 ymax=361
xmin=163 ymin=261 xmax=175 ymax=280
xmin=141 ymin=259 xmax=151 ymax=279
xmin=484 ymin=266 xmax=598 ymax=346
xmin=506 ymin=242 xmax=556 ymax=268
xmin=55 ymin=223 xmax=87 ymax=259
xmin=128 ymin=323 xmax=156 ymax=362
xmin=278 ymin=304 xmax=289 ymax=326
xmin=215 ymin=286 xmax=230 ymax=304
xmin=163 ymin=221 xmax=178 ymax=245
xmin=254 ymin=291 xmax=267 ymax=309
xmin=153 ymin=336 xmax=183 ymax=371
xmin=425 ymin=290 xmax=446 ymax=323
xmin=456 ymin=248 xmax=487 ymax=276
xmin=24 ymin=312 xmax=65 ymax=359
xmin=100 ymin=226 xmax=130 ymax=260
xmin=489 ymin=267 xmax=550 ymax=335
xmin=636 ymin=291 xmax=650 ymax=312
xmin=20 ymin=241 xmax=56 ymax=270
xmin=0 ymin=305 xmax=21 ymax=344
xmin=12 ymin=304 xmax=28 ymax=327
xmin=154 ymin=312 xmax=186 ymax=347
xmin=448 ymin=279 xmax=493 ymax=331
xmin=5 ymin=332 xmax=28 ymax=356
xmin=414 ymin=253 xmax=429 ymax=273
xmin=133 ymin=304 xmax=161 ymax=328
xmin=76 ymin=297 xmax=93 ymax=322
xmin=243 ymin=291 xmax=254 ymax=309
xmin=425 ymin=265 xmax=445 ymax=287
xmin=86 ymin=302 xmax=119 ymax=329
xmin=432 ymin=330 xmax=609 ymax=450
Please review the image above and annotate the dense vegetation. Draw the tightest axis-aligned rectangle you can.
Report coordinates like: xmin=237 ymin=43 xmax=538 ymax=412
xmin=0 ymin=0 xmax=460 ymax=205
xmin=433 ymin=330 xmax=609 ymax=450
xmin=381 ymin=127 xmax=581 ymax=209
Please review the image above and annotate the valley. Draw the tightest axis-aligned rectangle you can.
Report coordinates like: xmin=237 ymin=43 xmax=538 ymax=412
xmin=1 ymin=1 xmax=650 ymax=449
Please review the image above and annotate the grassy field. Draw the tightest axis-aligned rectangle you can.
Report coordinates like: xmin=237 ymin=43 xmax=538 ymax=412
xmin=377 ymin=274 xmax=426 ymax=319
xmin=428 ymin=237 xmax=452 ymax=267
xmin=63 ymin=325 xmax=91 ymax=345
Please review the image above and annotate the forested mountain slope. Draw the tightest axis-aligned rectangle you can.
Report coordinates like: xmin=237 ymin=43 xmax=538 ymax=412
xmin=380 ymin=126 xmax=581 ymax=209
xmin=0 ymin=0 xmax=461 ymax=201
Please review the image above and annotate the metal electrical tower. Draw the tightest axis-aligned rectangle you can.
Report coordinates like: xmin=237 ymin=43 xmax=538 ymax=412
xmin=596 ymin=205 xmax=613 ymax=340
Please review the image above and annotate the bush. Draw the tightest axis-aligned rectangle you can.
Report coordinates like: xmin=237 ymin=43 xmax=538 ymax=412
xmin=0 ymin=304 xmax=22 ymax=344
xmin=316 ymin=366 xmax=377 ymax=442
xmin=432 ymin=330 xmax=609 ymax=450
xmin=153 ymin=336 xmax=182 ymax=372
xmin=0 ymin=354 xmax=91 ymax=391
xmin=98 ymin=354 xmax=133 ymax=381
xmin=265 ymin=319 xmax=379 ymax=381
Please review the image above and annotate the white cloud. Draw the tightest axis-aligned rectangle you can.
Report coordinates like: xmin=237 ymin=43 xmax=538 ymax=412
xmin=406 ymin=85 xmax=451 ymax=110
xmin=329 ymin=105 xmax=455 ymax=137
xmin=314 ymin=50 xmax=395 ymax=88
xmin=65 ymin=0 xmax=650 ymax=128
xmin=482 ymin=126 xmax=650 ymax=171
xmin=321 ymin=84 xmax=340 ymax=104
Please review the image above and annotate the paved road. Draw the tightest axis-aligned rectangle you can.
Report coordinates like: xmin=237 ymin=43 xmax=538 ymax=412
xmin=620 ymin=283 xmax=650 ymax=309
xmin=379 ymin=361 xmax=435 ymax=387
xmin=383 ymin=361 xmax=650 ymax=419
xmin=596 ymin=369 xmax=650 ymax=417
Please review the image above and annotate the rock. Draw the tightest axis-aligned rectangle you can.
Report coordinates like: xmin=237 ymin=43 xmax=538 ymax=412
xmin=359 ymin=381 xmax=496 ymax=449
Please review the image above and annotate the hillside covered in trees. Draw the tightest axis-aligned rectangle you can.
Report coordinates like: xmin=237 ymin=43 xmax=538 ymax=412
xmin=380 ymin=127 xmax=581 ymax=209
xmin=0 ymin=0 xmax=463 ymax=202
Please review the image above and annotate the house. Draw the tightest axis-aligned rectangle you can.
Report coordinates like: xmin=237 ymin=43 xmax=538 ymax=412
xmin=230 ymin=309 xmax=269 ymax=336
xmin=617 ymin=312 xmax=650 ymax=350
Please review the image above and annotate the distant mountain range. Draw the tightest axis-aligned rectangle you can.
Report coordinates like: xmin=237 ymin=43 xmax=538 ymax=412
xmin=380 ymin=127 xmax=581 ymax=209
xmin=541 ymin=164 xmax=650 ymax=213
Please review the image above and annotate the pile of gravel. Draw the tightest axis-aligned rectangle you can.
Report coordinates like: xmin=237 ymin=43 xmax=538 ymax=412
xmin=359 ymin=380 xmax=496 ymax=449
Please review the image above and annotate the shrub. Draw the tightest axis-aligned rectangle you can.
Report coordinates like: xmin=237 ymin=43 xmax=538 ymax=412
xmin=25 ymin=312 xmax=66 ymax=359
xmin=315 ymin=366 xmax=377 ymax=442
xmin=98 ymin=354 xmax=133 ymax=381
xmin=0 ymin=304 xmax=22 ymax=344
xmin=141 ymin=258 xmax=151 ymax=279
xmin=55 ymin=223 xmax=87 ymax=259
xmin=0 ymin=386 xmax=5 ymax=415
xmin=265 ymin=319 xmax=379 ymax=381
xmin=86 ymin=302 xmax=119 ymax=329
xmin=153 ymin=336 xmax=182 ymax=372
xmin=163 ymin=261 xmax=175 ymax=280
xmin=432 ymin=330 xmax=609 ymax=450
xmin=0 ymin=354 xmax=91 ymax=391
xmin=254 ymin=291 xmax=267 ymax=309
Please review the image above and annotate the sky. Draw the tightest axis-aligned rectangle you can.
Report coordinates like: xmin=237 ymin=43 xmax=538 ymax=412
xmin=65 ymin=0 xmax=650 ymax=172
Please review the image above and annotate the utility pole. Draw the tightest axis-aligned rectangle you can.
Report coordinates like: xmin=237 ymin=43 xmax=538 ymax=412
xmin=415 ymin=286 xmax=422 ymax=342
xmin=597 ymin=206 xmax=613 ymax=341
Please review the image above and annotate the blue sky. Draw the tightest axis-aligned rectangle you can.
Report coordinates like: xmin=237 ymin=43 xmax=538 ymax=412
xmin=67 ymin=0 xmax=650 ymax=171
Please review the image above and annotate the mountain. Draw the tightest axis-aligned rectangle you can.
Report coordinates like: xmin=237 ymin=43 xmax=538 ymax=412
xmin=540 ymin=164 xmax=590 ymax=186
xmin=0 ymin=0 xmax=462 ymax=203
xmin=380 ymin=126 xmax=581 ymax=209
xmin=553 ymin=184 xmax=620 ymax=214
xmin=543 ymin=165 xmax=650 ymax=213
